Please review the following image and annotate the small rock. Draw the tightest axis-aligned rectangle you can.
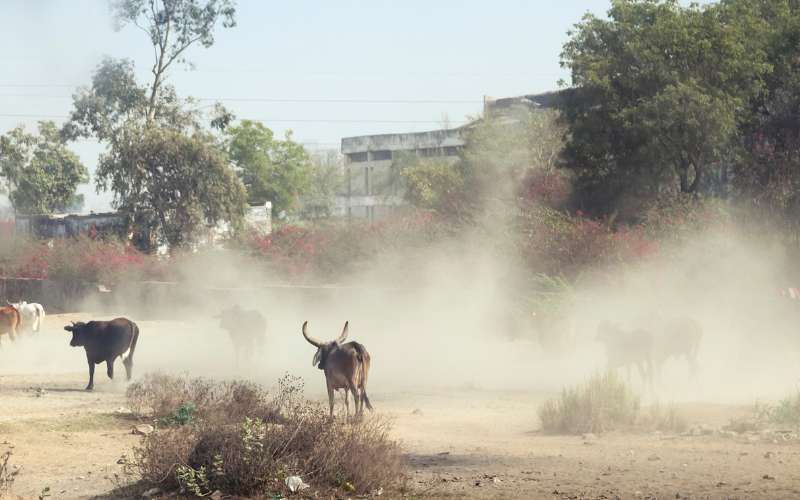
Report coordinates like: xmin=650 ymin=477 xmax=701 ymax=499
xmin=762 ymin=474 xmax=776 ymax=480
xmin=411 ymin=408 xmax=424 ymax=416
xmin=716 ymin=481 xmax=728 ymax=487
xmin=764 ymin=451 xmax=774 ymax=459
xmin=634 ymin=491 xmax=643 ymax=497
xmin=77 ymin=476 xmax=85 ymax=480
xmin=648 ymin=454 xmax=661 ymax=461
xmin=285 ymin=476 xmax=310 ymax=493
xmin=142 ymin=487 xmax=161 ymax=498
xmin=492 ymin=477 xmax=501 ymax=484
xmin=132 ymin=424 xmax=154 ymax=436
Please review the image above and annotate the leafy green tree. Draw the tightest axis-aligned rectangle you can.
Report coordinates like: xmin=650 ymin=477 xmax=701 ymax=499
xmin=95 ymin=126 xmax=247 ymax=248
xmin=301 ymin=150 xmax=344 ymax=219
xmin=734 ymin=0 xmax=800 ymax=216
xmin=0 ymin=121 xmax=88 ymax=215
xmin=398 ymin=153 xmax=467 ymax=216
xmin=225 ymin=120 xmax=312 ymax=216
xmin=64 ymin=0 xmax=243 ymax=249
xmin=111 ymin=0 xmax=236 ymax=123
xmin=559 ymin=0 xmax=771 ymax=213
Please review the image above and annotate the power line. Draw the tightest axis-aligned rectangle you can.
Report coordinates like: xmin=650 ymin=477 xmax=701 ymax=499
xmin=0 ymin=113 xmax=468 ymax=125
xmin=0 ymin=93 xmax=482 ymax=104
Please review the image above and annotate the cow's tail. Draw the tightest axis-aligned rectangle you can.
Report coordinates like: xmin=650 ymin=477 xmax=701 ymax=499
xmin=123 ymin=322 xmax=139 ymax=379
xmin=354 ymin=343 xmax=373 ymax=412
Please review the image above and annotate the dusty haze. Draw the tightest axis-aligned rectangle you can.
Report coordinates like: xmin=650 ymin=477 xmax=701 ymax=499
xmin=1 ymin=218 xmax=798 ymax=410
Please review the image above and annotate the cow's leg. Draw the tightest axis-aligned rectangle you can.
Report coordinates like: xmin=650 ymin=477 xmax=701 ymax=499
xmin=347 ymin=380 xmax=361 ymax=419
xmin=327 ymin=383 xmax=335 ymax=420
xmin=123 ymin=356 xmax=133 ymax=381
xmin=8 ymin=326 xmax=15 ymax=342
xmin=86 ymin=361 xmax=95 ymax=391
xmin=106 ymin=358 xmax=115 ymax=380
xmin=344 ymin=389 xmax=350 ymax=420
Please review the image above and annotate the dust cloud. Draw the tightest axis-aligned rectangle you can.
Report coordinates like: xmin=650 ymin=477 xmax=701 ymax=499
xmin=2 ymin=215 xmax=798 ymax=408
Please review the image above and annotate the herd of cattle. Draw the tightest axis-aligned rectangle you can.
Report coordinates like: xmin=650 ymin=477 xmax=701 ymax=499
xmin=0 ymin=296 xmax=709 ymax=413
xmin=0 ymin=302 xmax=373 ymax=419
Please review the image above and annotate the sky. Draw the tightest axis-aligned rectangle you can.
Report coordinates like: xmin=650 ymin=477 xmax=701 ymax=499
xmin=1 ymin=0 xmax=614 ymax=212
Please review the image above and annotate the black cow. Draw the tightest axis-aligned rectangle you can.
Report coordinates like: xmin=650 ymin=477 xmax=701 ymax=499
xmin=64 ymin=318 xmax=140 ymax=391
xmin=216 ymin=305 xmax=267 ymax=364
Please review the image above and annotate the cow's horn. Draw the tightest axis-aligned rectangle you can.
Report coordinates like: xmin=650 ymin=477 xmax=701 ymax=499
xmin=337 ymin=321 xmax=349 ymax=343
xmin=301 ymin=321 xmax=322 ymax=348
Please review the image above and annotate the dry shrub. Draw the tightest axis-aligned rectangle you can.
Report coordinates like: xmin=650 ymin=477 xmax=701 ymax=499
xmin=639 ymin=402 xmax=689 ymax=434
xmin=538 ymin=372 xmax=640 ymax=434
xmin=129 ymin=373 xmax=404 ymax=497
xmin=0 ymin=451 xmax=19 ymax=497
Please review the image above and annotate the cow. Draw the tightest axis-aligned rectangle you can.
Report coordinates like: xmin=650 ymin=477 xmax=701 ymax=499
xmin=595 ymin=320 xmax=655 ymax=390
xmin=7 ymin=300 xmax=45 ymax=334
xmin=0 ymin=306 xmax=20 ymax=346
xmin=64 ymin=318 xmax=139 ymax=391
xmin=651 ymin=316 xmax=702 ymax=381
xmin=216 ymin=305 xmax=267 ymax=364
xmin=301 ymin=321 xmax=373 ymax=420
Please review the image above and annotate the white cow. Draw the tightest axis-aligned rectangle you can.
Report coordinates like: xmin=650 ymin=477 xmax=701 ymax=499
xmin=7 ymin=301 xmax=45 ymax=334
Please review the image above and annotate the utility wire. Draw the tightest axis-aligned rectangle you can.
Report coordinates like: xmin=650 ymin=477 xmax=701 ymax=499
xmin=0 ymin=94 xmax=482 ymax=104
xmin=0 ymin=113 xmax=468 ymax=125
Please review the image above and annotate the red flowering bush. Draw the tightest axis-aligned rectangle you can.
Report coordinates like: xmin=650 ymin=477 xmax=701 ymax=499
xmin=0 ymin=235 xmax=166 ymax=285
xmin=240 ymin=211 xmax=451 ymax=281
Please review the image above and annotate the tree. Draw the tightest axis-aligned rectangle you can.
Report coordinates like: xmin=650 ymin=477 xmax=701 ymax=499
xmin=64 ymin=0 xmax=242 ymax=249
xmin=0 ymin=121 xmax=88 ymax=215
xmin=111 ymin=0 xmax=236 ymax=123
xmin=301 ymin=150 xmax=344 ymax=219
xmin=225 ymin=120 xmax=312 ymax=216
xmin=559 ymin=0 xmax=771 ymax=213
xmin=96 ymin=125 xmax=247 ymax=248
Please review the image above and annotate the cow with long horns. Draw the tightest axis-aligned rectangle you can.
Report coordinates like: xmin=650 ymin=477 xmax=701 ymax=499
xmin=302 ymin=321 xmax=373 ymax=419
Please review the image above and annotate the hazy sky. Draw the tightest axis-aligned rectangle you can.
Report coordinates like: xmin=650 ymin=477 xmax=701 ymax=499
xmin=1 ymin=0 xmax=614 ymax=212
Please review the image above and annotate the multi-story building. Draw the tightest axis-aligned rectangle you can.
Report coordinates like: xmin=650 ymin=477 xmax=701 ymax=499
xmin=338 ymin=91 xmax=558 ymax=220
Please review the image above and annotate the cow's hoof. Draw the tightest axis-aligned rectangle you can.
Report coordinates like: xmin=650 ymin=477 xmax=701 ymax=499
xmin=85 ymin=386 xmax=94 ymax=392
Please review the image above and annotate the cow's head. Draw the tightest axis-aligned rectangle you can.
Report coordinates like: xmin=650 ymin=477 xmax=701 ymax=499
xmin=64 ymin=321 xmax=90 ymax=347
xmin=6 ymin=300 xmax=25 ymax=309
xmin=301 ymin=321 xmax=348 ymax=370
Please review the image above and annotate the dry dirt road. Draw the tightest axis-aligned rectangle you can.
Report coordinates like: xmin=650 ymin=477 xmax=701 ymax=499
xmin=1 ymin=314 xmax=799 ymax=499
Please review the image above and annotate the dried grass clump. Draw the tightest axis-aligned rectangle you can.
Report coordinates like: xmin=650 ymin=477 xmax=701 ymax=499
xmin=129 ymin=373 xmax=404 ymax=497
xmin=538 ymin=371 xmax=640 ymax=434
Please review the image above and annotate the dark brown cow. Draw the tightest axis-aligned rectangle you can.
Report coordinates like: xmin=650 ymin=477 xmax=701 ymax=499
xmin=302 ymin=321 xmax=372 ymax=419
xmin=596 ymin=320 xmax=655 ymax=390
xmin=0 ymin=306 xmax=20 ymax=345
xmin=64 ymin=318 xmax=139 ymax=391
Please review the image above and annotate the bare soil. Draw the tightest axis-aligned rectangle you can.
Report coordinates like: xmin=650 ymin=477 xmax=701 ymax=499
xmin=1 ymin=314 xmax=799 ymax=499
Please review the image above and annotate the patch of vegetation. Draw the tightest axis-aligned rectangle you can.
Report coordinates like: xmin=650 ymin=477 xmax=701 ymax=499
xmin=640 ymin=402 xmax=689 ymax=434
xmin=538 ymin=372 xmax=640 ymax=434
xmin=0 ymin=451 xmax=20 ymax=496
xmin=128 ymin=373 xmax=404 ymax=497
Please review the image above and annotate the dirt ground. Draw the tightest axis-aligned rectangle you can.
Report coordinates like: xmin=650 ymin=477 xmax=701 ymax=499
xmin=1 ymin=314 xmax=799 ymax=499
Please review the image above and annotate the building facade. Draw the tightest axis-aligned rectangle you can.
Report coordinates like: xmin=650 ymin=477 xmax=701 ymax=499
xmin=339 ymin=128 xmax=465 ymax=220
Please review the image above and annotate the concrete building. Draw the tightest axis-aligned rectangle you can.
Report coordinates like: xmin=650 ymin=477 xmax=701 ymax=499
xmin=339 ymin=127 xmax=466 ymax=220
xmin=338 ymin=91 xmax=559 ymax=220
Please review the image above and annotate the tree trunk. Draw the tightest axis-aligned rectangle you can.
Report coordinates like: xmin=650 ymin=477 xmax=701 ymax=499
xmin=688 ymin=162 xmax=703 ymax=193
xmin=678 ymin=167 xmax=690 ymax=193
